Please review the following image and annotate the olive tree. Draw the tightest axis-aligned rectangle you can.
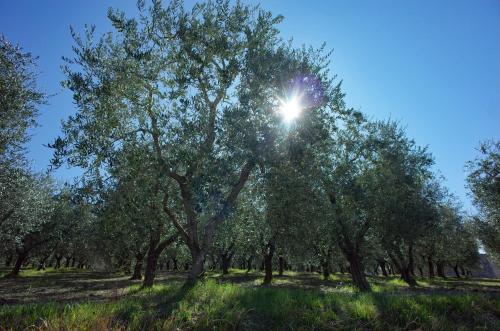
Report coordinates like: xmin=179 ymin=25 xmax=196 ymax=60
xmin=0 ymin=171 xmax=56 ymax=277
xmin=466 ymin=140 xmax=500 ymax=262
xmin=0 ymin=35 xmax=45 ymax=163
xmin=52 ymin=0 xmax=343 ymax=282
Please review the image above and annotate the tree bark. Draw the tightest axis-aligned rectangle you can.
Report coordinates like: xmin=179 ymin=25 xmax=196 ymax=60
xmin=5 ymin=252 xmax=13 ymax=267
xmin=220 ymin=252 xmax=233 ymax=275
xmin=246 ymin=255 xmax=253 ymax=272
xmin=263 ymin=241 xmax=275 ymax=284
xmin=379 ymin=261 xmax=388 ymax=277
xmin=55 ymin=255 xmax=62 ymax=269
xmin=219 ymin=243 xmax=235 ymax=275
xmin=278 ymin=255 xmax=284 ymax=276
xmin=162 ymin=160 xmax=255 ymax=285
xmin=400 ymin=267 xmax=417 ymax=287
xmin=64 ymin=256 xmax=72 ymax=268
xmin=418 ymin=267 xmax=424 ymax=278
xmin=143 ymin=251 xmax=158 ymax=287
xmin=6 ymin=251 xmax=28 ymax=278
xmin=346 ymin=250 xmax=371 ymax=292
xmin=436 ymin=261 xmax=446 ymax=278
xmin=453 ymin=264 xmax=461 ymax=278
xmin=37 ymin=254 xmax=50 ymax=271
xmin=187 ymin=250 xmax=205 ymax=283
xmin=143 ymin=234 xmax=178 ymax=288
xmin=322 ymin=261 xmax=330 ymax=280
xmin=427 ymin=256 xmax=435 ymax=278
xmin=130 ymin=252 xmax=144 ymax=280
xmin=173 ymin=258 xmax=178 ymax=270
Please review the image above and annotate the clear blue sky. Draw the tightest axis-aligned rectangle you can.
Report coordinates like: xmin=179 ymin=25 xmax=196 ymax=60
xmin=1 ymin=0 xmax=499 ymax=211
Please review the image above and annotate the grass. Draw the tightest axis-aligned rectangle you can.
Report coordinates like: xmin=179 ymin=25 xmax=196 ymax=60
xmin=1 ymin=269 xmax=499 ymax=330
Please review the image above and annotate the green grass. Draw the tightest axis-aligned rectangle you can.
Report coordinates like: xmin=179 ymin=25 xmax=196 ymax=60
xmin=1 ymin=277 xmax=499 ymax=330
xmin=0 ymin=267 xmax=84 ymax=278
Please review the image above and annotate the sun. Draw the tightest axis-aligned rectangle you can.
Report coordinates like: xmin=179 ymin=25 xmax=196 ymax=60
xmin=279 ymin=95 xmax=302 ymax=122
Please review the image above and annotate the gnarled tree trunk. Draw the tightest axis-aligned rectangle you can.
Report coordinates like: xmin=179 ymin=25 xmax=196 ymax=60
xmin=427 ymin=255 xmax=435 ymax=278
xmin=379 ymin=260 xmax=388 ymax=277
xmin=219 ymin=243 xmax=235 ymax=275
xmin=278 ymin=255 xmax=284 ymax=276
xmin=346 ymin=250 xmax=371 ymax=291
xmin=5 ymin=252 xmax=13 ymax=267
xmin=54 ymin=255 xmax=63 ymax=269
xmin=143 ymin=234 xmax=178 ymax=288
xmin=436 ymin=261 xmax=446 ymax=278
xmin=6 ymin=250 xmax=28 ymax=278
xmin=246 ymin=255 xmax=253 ymax=272
xmin=453 ymin=264 xmax=461 ymax=278
xmin=130 ymin=251 xmax=144 ymax=280
xmin=263 ymin=241 xmax=275 ymax=284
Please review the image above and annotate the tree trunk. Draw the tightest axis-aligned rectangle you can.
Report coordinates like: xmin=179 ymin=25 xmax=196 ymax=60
xmin=322 ymin=261 xmax=330 ymax=280
xmin=173 ymin=258 xmax=178 ymax=270
xmin=427 ymin=256 xmax=435 ymax=279
xmin=379 ymin=261 xmax=388 ymax=277
xmin=55 ymin=255 xmax=62 ymax=269
xmin=71 ymin=257 xmax=76 ymax=268
xmin=263 ymin=253 xmax=273 ymax=284
xmin=220 ymin=253 xmax=231 ymax=275
xmin=408 ymin=243 xmax=416 ymax=279
xmin=187 ymin=251 xmax=205 ymax=283
xmin=453 ymin=264 xmax=461 ymax=278
xmin=436 ymin=261 xmax=446 ymax=278
xmin=130 ymin=252 xmax=143 ymax=280
xmin=263 ymin=241 xmax=275 ymax=284
xmin=278 ymin=255 xmax=284 ymax=276
xmin=219 ymin=245 xmax=234 ymax=275
xmin=64 ymin=256 xmax=72 ymax=268
xmin=143 ymin=234 xmax=178 ymax=287
xmin=390 ymin=247 xmax=417 ymax=288
xmin=5 ymin=252 xmax=13 ymax=267
xmin=37 ymin=253 xmax=51 ymax=271
xmin=418 ymin=266 xmax=424 ymax=278
xmin=346 ymin=251 xmax=371 ymax=292
xmin=246 ymin=256 xmax=253 ymax=272
xmin=400 ymin=267 xmax=417 ymax=287
xmin=6 ymin=251 xmax=28 ymax=278
xmin=37 ymin=261 xmax=45 ymax=271
xmin=143 ymin=251 xmax=159 ymax=288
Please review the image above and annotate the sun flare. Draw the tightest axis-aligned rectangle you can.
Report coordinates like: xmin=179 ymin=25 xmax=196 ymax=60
xmin=279 ymin=95 xmax=302 ymax=122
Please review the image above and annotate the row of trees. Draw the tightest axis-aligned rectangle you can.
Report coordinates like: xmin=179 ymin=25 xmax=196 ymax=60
xmin=1 ymin=1 xmax=496 ymax=292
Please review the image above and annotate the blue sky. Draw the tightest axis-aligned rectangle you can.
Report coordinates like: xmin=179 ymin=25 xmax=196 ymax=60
xmin=1 ymin=0 xmax=499 ymax=210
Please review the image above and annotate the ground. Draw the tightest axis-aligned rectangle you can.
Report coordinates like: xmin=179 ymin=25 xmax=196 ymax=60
xmin=1 ymin=268 xmax=500 ymax=330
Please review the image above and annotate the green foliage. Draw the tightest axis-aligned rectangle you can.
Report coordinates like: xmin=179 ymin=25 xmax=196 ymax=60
xmin=466 ymin=140 xmax=500 ymax=262
xmin=0 ymin=35 xmax=46 ymax=162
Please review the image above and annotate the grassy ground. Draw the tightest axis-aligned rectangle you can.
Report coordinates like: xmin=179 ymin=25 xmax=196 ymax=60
xmin=1 ymin=268 xmax=499 ymax=330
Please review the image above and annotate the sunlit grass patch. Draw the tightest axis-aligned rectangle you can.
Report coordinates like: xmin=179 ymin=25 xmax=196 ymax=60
xmin=1 ymin=271 xmax=500 ymax=330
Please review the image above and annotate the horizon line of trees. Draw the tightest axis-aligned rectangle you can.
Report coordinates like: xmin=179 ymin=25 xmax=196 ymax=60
xmin=1 ymin=1 xmax=498 ymax=293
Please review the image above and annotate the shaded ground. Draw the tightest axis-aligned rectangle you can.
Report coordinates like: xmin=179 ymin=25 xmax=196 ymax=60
xmin=1 ymin=269 xmax=500 ymax=330
xmin=1 ymin=268 xmax=500 ymax=305
xmin=0 ymin=268 xmax=186 ymax=305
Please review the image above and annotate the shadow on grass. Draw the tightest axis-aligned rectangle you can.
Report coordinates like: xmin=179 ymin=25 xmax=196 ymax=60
xmin=1 ymin=272 xmax=500 ymax=330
